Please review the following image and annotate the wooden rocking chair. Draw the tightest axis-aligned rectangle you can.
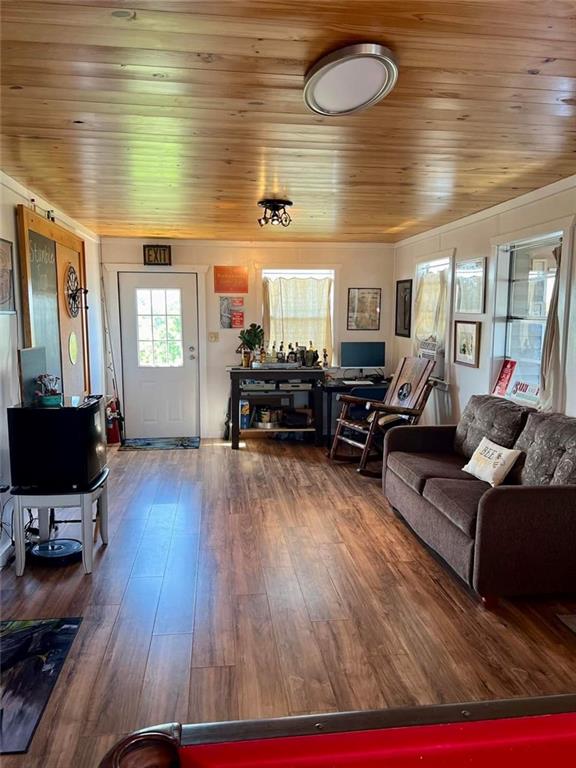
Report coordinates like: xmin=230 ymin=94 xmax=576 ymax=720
xmin=329 ymin=357 xmax=436 ymax=477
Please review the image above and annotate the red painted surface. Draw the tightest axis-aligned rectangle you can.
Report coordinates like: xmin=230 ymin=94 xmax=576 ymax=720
xmin=178 ymin=713 xmax=576 ymax=767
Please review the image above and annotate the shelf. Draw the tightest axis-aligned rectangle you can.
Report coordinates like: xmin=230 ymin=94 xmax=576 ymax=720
xmin=240 ymin=427 xmax=316 ymax=434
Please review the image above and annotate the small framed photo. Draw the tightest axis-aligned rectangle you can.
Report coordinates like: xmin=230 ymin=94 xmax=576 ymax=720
xmin=454 ymin=321 xmax=481 ymax=367
xmin=454 ymin=257 xmax=486 ymax=314
xmin=347 ymin=287 xmax=381 ymax=331
xmin=0 ymin=239 xmax=16 ymax=313
xmin=395 ymin=279 xmax=412 ymax=337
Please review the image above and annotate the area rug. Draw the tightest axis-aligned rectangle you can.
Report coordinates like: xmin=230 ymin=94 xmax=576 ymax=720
xmin=558 ymin=615 xmax=576 ymax=635
xmin=0 ymin=618 xmax=82 ymax=754
xmin=119 ymin=436 xmax=200 ymax=450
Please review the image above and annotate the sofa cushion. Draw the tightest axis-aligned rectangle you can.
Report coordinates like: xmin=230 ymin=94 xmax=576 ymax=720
xmin=514 ymin=412 xmax=576 ymax=485
xmin=423 ymin=478 xmax=490 ymax=536
xmin=387 ymin=451 xmax=474 ymax=494
xmin=454 ymin=395 xmax=533 ymax=459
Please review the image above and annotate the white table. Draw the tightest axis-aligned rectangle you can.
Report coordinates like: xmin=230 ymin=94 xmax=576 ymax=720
xmin=12 ymin=468 xmax=109 ymax=576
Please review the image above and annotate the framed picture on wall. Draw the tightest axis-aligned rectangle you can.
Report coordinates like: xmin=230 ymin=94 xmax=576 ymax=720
xmin=0 ymin=238 xmax=15 ymax=313
xmin=454 ymin=257 xmax=486 ymax=314
xmin=395 ymin=279 xmax=412 ymax=337
xmin=347 ymin=287 xmax=381 ymax=330
xmin=454 ymin=320 xmax=481 ymax=367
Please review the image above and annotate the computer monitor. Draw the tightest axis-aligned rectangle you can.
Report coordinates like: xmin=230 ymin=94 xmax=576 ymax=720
xmin=340 ymin=342 xmax=385 ymax=369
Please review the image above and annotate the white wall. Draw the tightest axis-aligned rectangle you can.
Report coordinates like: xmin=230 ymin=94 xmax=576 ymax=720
xmin=0 ymin=172 xmax=103 ymax=563
xmin=392 ymin=175 xmax=576 ymax=422
xmin=101 ymin=239 xmax=394 ymax=437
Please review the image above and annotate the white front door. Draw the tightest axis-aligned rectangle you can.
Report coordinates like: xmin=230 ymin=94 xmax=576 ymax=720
xmin=119 ymin=272 xmax=199 ymax=438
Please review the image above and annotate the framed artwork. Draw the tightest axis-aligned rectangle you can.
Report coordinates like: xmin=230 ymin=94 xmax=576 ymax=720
xmin=214 ymin=265 xmax=249 ymax=293
xmin=395 ymin=279 xmax=412 ymax=337
xmin=454 ymin=257 xmax=486 ymax=314
xmin=347 ymin=287 xmax=381 ymax=330
xmin=219 ymin=296 xmax=245 ymax=329
xmin=454 ymin=320 xmax=481 ymax=367
xmin=0 ymin=238 xmax=15 ymax=313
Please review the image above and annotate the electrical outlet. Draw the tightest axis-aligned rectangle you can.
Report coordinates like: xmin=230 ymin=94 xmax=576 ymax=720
xmin=208 ymin=332 xmax=219 ymax=343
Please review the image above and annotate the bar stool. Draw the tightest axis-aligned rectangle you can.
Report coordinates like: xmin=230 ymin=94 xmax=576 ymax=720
xmin=11 ymin=468 xmax=109 ymax=576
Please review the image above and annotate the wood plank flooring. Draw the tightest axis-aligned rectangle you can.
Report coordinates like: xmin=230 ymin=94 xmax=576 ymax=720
xmin=2 ymin=439 xmax=576 ymax=767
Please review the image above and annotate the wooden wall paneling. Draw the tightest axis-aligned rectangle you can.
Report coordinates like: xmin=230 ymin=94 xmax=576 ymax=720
xmin=3 ymin=3 xmax=576 ymax=241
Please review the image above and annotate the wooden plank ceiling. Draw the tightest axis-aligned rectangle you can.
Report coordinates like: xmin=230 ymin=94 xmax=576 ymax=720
xmin=1 ymin=0 xmax=576 ymax=242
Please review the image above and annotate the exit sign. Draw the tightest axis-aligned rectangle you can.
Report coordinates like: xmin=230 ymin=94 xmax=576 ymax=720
xmin=143 ymin=244 xmax=172 ymax=265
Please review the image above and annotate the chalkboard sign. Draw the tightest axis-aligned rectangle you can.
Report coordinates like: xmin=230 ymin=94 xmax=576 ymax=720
xmin=29 ymin=231 xmax=61 ymax=379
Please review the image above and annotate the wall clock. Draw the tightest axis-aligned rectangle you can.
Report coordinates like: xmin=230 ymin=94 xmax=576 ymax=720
xmin=64 ymin=263 xmax=81 ymax=317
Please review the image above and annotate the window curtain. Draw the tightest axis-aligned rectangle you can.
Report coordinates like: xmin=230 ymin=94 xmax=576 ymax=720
xmin=412 ymin=269 xmax=448 ymax=374
xmin=262 ymin=277 xmax=333 ymax=359
xmin=539 ymin=244 xmax=562 ymax=411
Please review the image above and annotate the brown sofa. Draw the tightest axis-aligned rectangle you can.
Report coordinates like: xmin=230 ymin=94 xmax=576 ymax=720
xmin=383 ymin=395 xmax=576 ymax=604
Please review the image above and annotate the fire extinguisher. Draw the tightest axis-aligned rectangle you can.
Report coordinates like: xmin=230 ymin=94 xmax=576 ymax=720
xmin=105 ymin=398 xmax=122 ymax=444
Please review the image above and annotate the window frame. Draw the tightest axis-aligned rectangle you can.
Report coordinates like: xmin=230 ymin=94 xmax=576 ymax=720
xmin=135 ymin=286 xmax=184 ymax=368
xmin=491 ymin=215 xmax=575 ymax=412
xmin=412 ymin=249 xmax=455 ymax=385
xmin=259 ymin=266 xmax=336 ymax=362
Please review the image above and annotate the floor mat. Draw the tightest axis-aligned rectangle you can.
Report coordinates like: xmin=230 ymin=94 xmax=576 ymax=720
xmin=119 ymin=436 xmax=200 ymax=450
xmin=0 ymin=618 xmax=82 ymax=753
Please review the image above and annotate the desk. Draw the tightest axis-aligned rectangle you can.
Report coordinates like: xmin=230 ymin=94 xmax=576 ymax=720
xmin=229 ymin=367 xmax=325 ymax=449
xmin=99 ymin=694 xmax=576 ymax=767
xmin=324 ymin=380 xmax=389 ymax=447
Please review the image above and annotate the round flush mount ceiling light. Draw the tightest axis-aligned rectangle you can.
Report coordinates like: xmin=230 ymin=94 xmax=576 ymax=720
xmin=303 ymin=43 xmax=398 ymax=116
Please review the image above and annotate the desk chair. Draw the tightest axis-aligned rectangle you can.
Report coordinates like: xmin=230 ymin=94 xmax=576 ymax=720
xmin=329 ymin=357 xmax=435 ymax=476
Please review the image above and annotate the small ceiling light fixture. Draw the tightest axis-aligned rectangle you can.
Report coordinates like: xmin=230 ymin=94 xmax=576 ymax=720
xmin=111 ymin=9 xmax=136 ymax=19
xmin=303 ymin=43 xmax=398 ymax=116
xmin=257 ymin=198 xmax=293 ymax=228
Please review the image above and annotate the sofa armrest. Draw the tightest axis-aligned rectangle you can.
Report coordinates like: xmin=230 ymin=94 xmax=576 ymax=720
xmin=474 ymin=485 xmax=576 ymax=597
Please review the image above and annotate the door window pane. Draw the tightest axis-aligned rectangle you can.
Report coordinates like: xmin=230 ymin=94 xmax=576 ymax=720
xmin=167 ymin=315 xmax=182 ymax=340
xmin=137 ymin=315 xmax=153 ymax=341
xmin=153 ymin=315 xmax=167 ymax=341
xmin=136 ymin=288 xmax=183 ymax=367
xmin=151 ymin=289 xmax=166 ymax=315
xmin=166 ymin=289 xmax=181 ymax=315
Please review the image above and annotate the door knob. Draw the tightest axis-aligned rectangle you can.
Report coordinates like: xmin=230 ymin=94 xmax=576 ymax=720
xmin=188 ymin=345 xmax=195 ymax=351
xmin=190 ymin=354 xmax=196 ymax=360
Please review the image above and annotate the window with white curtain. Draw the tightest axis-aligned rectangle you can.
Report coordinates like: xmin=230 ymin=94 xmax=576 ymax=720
xmin=262 ymin=269 xmax=334 ymax=361
xmin=501 ymin=234 xmax=562 ymax=406
xmin=412 ymin=257 xmax=451 ymax=381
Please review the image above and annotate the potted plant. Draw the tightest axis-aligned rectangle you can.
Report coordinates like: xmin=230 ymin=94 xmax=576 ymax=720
xmin=35 ymin=373 xmax=63 ymax=407
xmin=237 ymin=323 xmax=264 ymax=367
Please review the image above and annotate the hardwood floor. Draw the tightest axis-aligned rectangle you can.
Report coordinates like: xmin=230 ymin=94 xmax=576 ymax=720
xmin=2 ymin=439 xmax=576 ymax=767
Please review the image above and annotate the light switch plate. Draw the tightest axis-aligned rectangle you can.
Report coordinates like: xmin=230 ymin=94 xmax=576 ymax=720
xmin=208 ymin=331 xmax=219 ymax=343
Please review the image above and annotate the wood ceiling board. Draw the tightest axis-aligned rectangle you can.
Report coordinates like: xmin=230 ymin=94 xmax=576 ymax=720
xmin=2 ymin=1 xmax=576 ymax=242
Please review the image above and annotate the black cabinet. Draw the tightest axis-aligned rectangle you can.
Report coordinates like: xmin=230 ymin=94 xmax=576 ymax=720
xmin=8 ymin=396 xmax=107 ymax=492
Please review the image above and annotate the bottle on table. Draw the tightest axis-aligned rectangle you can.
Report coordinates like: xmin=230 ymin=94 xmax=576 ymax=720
xmin=305 ymin=341 xmax=316 ymax=367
